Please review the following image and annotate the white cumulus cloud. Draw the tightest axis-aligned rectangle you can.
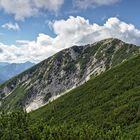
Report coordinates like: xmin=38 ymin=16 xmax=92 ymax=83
xmin=0 ymin=0 xmax=64 ymax=20
xmin=0 ymin=16 xmax=140 ymax=63
xmin=2 ymin=22 xmax=20 ymax=31
xmin=73 ymin=0 xmax=120 ymax=9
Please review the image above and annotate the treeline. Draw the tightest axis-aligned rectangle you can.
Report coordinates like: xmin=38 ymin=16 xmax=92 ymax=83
xmin=0 ymin=109 xmax=139 ymax=140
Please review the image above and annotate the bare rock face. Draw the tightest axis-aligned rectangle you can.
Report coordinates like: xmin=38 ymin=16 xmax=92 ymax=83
xmin=0 ymin=38 xmax=140 ymax=112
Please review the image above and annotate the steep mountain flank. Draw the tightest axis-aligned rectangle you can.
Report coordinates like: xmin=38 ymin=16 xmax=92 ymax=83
xmin=29 ymin=54 xmax=140 ymax=139
xmin=0 ymin=38 xmax=139 ymax=112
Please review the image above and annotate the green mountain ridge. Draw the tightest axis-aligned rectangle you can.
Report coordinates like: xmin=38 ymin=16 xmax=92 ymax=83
xmin=0 ymin=52 xmax=140 ymax=139
xmin=0 ymin=38 xmax=140 ymax=113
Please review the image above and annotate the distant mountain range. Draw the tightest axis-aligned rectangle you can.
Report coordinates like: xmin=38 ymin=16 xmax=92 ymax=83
xmin=0 ymin=61 xmax=35 ymax=83
xmin=0 ymin=62 xmax=9 ymax=68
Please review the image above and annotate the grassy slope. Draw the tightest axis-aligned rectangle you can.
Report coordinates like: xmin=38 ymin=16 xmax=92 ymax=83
xmin=30 ymin=55 xmax=140 ymax=136
xmin=1 ymin=85 xmax=27 ymax=111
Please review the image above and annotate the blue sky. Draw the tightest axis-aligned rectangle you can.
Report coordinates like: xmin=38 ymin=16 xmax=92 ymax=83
xmin=0 ymin=0 xmax=140 ymax=63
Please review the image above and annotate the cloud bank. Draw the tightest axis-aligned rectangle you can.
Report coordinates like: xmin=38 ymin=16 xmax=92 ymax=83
xmin=0 ymin=16 xmax=140 ymax=63
xmin=0 ymin=0 xmax=120 ymax=20
xmin=0 ymin=0 xmax=64 ymax=20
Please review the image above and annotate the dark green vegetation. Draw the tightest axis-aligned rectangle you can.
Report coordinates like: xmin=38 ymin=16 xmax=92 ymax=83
xmin=0 ymin=110 xmax=126 ymax=140
xmin=1 ymin=54 xmax=140 ymax=139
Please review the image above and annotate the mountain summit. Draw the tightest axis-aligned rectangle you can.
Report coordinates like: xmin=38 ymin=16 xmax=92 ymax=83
xmin=0 ymin=38 xmax=140 ymax=112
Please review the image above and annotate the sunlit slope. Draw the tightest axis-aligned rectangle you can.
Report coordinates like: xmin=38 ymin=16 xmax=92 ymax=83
xmin=30 ymin=55 xmax=140 ymax=136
